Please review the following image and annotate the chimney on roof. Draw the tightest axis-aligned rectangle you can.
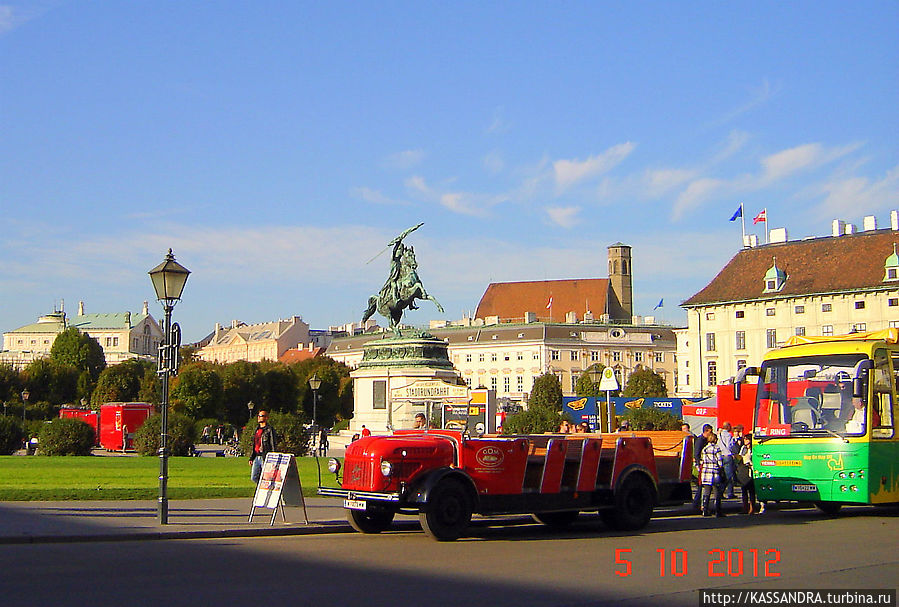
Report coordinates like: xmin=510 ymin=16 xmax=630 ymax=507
xmin=231 ymin=319 xmax=239 ymax=329
xmin=142 ymin=301 xmax=149 ymax=315
xmin=125 ymin=311 xmax=131 ymax=328
xmin=524 ymin=311 xmax=536 ymax=323
xmin=78 ymin=301 xmax=84 ymax=315
xmin=584 ymin=311 xmax=594 ymax=321
xmin=863 ymin=215 xmax=878 ymax=231
xmin=832 ymin=220 xmax=847 ymax=236
xmin=565 ymin=311 xmax=578 ymax=323
xmin=215 ymin=322 xmax=221 ymax=341
xmin=743 ymin=234 xmax=758 ymax=248
xmin=769 ymin=228 xmax=788 ymax=243
xmin=845 ymin=223 xmax=857 ymax=235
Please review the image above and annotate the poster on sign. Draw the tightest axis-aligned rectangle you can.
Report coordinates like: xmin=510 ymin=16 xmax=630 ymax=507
xmin=249 ymin=452 xmax=307 ymax=525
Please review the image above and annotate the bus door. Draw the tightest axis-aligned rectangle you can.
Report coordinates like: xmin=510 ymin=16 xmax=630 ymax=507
xmin=870 ymin=348 xmax=898 ymax=503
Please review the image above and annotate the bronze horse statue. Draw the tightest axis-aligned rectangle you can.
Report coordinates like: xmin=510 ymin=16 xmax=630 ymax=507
xmin=362 ymin=223 xmax=444 ymax=332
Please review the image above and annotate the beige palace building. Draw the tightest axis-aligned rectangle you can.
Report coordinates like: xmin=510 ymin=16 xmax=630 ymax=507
xmin=678 ymin=214 xmax=899 ymax=397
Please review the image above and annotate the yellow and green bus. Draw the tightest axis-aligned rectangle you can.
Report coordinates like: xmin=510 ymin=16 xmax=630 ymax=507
xmin=735 ymin=329 xmax=899 ymax=513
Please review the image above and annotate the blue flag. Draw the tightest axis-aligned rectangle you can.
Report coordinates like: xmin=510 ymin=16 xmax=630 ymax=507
xmin=653 ymin=298 xmax=664 ymax=310
xmin=729 ymin=205 xmax=742 ymax=221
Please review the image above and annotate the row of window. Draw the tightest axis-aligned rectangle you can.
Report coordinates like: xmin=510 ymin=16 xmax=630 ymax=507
xmin=460 ymin=350 xmax=665 ymax=364
xmin=711 ymin=300 xmax=884 ymax=322
xmin=706 ymin=324 xmax=878 ymax=352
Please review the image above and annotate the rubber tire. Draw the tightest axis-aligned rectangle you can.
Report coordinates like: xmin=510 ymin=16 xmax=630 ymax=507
xmin=814 ymin=501 xmax=843 ymax=516
xmin=347 ymin=507 xmax=395 ymax=534
xmin=419 ymin=479 xmax=472 ymax=541
xmin=532 ymin=510 xmax=579 ymax=529
xmin=604 ymin=474 xmax=655 ymax=531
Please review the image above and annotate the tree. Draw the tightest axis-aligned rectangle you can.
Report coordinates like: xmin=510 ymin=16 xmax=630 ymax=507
xmin=293 ymin=357 xmax=355 ymax=428
xmin=622 ymin=367 xmax=668 ymax=398
xmin=170 ymin=363 xmax=224 ymax=420
xmin=619 ymin=407 xmax=682 ymax=430
xmin=575 ymin=363 xmax=605 ymax=397
xmin=92 ymin=359 xmax=153 ymax=406
xmin=258 ymin=362 xmax=298 ymax=414
xmin=0 ymin=363 xmax=20 ymax=403
xmin=219 ymin=360 xmax=264 ymax=426
xmin=21 ymin=358 xmax=78 ymax=406
xmin=503 ymin=373 xmax=564 ymax=435
xmin=528 ymin=373 xmax=563 ymax=412
xmin=49 ymin=328 xmax=106 ymax=382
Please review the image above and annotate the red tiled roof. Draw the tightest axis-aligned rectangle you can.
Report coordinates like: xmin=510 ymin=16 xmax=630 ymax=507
xmin=683 ymin=230 xmax=899 ymax=306
xmin=279 ymin=347 xmax=323 ymax=363
xmin=475 ymin=279 xmax=610 ymax=322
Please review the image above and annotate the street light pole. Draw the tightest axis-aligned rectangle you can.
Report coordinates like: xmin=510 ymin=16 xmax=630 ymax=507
xmin=148 ymin=249 xmax=190 ymax=525
xmin=21 ymin=389 xmax=29 ymax=424
xmin=308 ymin=373 xmax=321 ymax=454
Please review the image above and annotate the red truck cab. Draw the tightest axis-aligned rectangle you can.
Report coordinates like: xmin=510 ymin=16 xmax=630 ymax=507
xmin=320 ymin=429 xmax=692 ymax=541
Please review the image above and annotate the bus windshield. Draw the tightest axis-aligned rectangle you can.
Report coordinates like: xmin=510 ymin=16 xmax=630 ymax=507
xmin=754 ymin=353 xmax=867 ymax=438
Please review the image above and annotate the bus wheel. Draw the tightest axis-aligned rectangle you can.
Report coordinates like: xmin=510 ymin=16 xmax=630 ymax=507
xmin=814 ymin=502 xmax=842 ymax=516
xmin=419 ymin=479 xmax=472 ymax=541
xmin=347 ymin=507 xmax=395 ymax=533
xmin=605 ymin=474 xmax=655 ymax=531
xmin=532 ymin=510 xmax=579 ymax=529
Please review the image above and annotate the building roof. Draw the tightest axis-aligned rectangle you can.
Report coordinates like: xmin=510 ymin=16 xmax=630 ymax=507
xmin=279 ymin=347 xmax=323 ymax=363
xmin=69 ymin=313 xmax=149 ymax=330
xmin=683 ymin=229 xmax=899 ymax=307
xmin=475 ymin=279 xmax=610 ymax=322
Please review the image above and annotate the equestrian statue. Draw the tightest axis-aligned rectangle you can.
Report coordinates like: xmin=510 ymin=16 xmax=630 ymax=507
xmin=362 ymin=222 xmax=444 ymax=333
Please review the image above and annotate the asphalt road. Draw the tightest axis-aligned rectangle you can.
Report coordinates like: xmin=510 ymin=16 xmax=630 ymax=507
xmin=1 ymin=506 xmax=896 ymax=607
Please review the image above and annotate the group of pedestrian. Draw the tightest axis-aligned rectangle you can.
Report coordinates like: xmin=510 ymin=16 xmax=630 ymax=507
xmin=558 ymin=420 xmax=591 ymax=433
xmin=200 ymin=423 xmax=234 ymax=445
xmin=686 ymin=421 xmax=760 ymax=517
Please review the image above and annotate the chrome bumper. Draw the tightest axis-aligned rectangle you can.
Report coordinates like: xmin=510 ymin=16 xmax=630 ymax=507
xmin=318 ymin=486 xmax=402 ymax=503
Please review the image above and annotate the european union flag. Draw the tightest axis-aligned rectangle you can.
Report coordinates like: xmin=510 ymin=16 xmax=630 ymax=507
xmin=729 ymin=205 xmax=742 ymax=221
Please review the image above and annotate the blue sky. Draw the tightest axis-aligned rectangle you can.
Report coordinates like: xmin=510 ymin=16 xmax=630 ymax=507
xmin=2 ymin=2 xmax=897 ymax=342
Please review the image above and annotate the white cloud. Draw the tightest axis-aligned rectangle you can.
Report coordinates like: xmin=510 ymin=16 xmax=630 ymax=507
xmin=545 ymin=206 xmax=581 ymax=228
xmin=351 ymin=186 xmax=408 ymax=206
xmin=382 ymin=149 xmax=425 ymax=170
xmin=553 ymin=142 xmax=636 ymax=191
xmin=672 ymin=178 xmax=728 ymax=220
xmin=760 ymin=142 xmax=859 ymax=184
xmin=483 ymin=150 xmax=504 ymax=174
xmin=0 ymin=6 xmax=14 ymax=34
xmin=813 ymin=165 xmax=899 ymax=219
xmin=486 ymin=106 xmax=510 ymax=134
xmin=710 ymin=79 xmax=779 ymax=127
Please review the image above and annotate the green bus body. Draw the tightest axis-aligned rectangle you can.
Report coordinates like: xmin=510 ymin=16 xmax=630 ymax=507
xmin=747 ymin=331 xmax=899 ymax=508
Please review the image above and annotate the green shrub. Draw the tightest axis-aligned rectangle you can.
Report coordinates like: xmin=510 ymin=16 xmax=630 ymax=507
xmin=238 ymin=412 xmax=310 ymax=458
xmin=331 ymin=418 xmax=350 ymax=432
xmin=38 ymin=418 xmax=95 ymax=456
xmin=0 ymin=416 xmax=24 ymax=455
xmin=618 ymin=407 xmax=683 ymax=431
xmin=501 ymin=406 xmax=564 ymax=435
xmin=133 ymin=412 xmax=198 ymax=456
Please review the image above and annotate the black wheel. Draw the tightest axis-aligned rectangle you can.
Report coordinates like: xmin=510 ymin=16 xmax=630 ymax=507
xmin=532 ymin=510 xmax=579 ymax=529
xmin=347 ymin=507 xmax=395 ymax=534
xmin=604 ymin=474 xmax=655 ymax=531
xmin=419 ymin=479 xmax=472 ymax=541
xmin=814 ymin=501 xmax=843 ymax=516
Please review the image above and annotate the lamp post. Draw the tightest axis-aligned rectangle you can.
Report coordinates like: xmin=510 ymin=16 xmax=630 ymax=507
xmin=308 ymin=373 xmax=321 ymax=453
xmin=148 ymin=248 xmax=190 ymax=525
xmin=21 ymin=389 xmax=29 ymax=424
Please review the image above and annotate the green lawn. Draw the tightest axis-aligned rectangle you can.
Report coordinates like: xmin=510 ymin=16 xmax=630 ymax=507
xmin=0 ymin=456 xmax=342 ymax=501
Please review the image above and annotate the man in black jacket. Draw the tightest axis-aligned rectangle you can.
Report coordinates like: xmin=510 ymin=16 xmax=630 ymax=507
xmin=250 ymin=410 xmax=278 ymax=483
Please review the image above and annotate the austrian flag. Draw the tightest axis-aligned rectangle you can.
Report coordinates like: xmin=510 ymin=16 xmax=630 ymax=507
xmin=546 ymin=296 xmax=553 ymax=309
xmin=753 ymin=209 xmax=767 ymax=224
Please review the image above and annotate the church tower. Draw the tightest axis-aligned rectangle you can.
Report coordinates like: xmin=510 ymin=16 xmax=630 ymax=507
xmin=607 ymin=243 xmax=633 ymax=321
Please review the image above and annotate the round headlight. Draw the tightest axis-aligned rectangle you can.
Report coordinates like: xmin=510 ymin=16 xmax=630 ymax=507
xmin=380 ymin=460 xmax=393 ymax=477
xmin=327 ymin=458 xmax=341 ymax=474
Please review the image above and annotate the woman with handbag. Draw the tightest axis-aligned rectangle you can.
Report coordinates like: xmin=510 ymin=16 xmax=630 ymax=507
xmin=700 ymin=432 xmax=727 ymax=517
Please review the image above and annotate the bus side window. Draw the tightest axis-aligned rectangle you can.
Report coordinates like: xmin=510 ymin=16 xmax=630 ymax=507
xmin=872 ymin=393 xmax=894 ymax=439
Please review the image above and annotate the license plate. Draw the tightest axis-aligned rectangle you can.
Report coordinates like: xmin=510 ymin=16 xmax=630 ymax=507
xmin=792 ymin=484 xmax=817 ymax=493
xmin=344 ymin=499 xmax=367 ymax=511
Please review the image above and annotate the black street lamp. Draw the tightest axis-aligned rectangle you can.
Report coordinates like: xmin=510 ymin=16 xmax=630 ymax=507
xmin=148 ymin=249 xmax=190 ymax=525
xmin=21 ymin=389 xmax=29 ymax=424
xmin=247 ymin=400 xmax=255 ymax=421
xmin=308 ymin=373 xmax=321 ymax=453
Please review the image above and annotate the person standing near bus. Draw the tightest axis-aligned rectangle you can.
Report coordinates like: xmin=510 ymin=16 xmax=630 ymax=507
xmin=700 ymin=432 xmax=727 ymax=517
xmin=692 ymin=424 xmax=713 ymax=512
xmin=718 ymin=422 xmax=737 ymax=499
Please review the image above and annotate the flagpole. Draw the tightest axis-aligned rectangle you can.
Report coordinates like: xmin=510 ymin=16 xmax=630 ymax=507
xmin=764 ymin=207 xmax=768 ymax=244
xmin=740 ymin=202 xmax=746 ymax=246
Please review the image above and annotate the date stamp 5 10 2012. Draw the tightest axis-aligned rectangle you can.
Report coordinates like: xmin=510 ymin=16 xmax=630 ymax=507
xmin=614 ymin=548 xmax=782 ymax=578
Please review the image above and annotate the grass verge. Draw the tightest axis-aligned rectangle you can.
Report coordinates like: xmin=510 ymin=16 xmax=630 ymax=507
xmin=0 ymin=455 xmax=343 ymax=500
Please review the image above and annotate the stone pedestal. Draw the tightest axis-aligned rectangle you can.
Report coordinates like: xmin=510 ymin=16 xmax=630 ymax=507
xmin=350 ymin=333 xmax=464 ymax=433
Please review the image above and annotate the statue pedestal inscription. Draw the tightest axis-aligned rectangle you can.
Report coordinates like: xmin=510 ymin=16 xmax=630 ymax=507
xmin=350 ymin=333 xmax=465 ymax=433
